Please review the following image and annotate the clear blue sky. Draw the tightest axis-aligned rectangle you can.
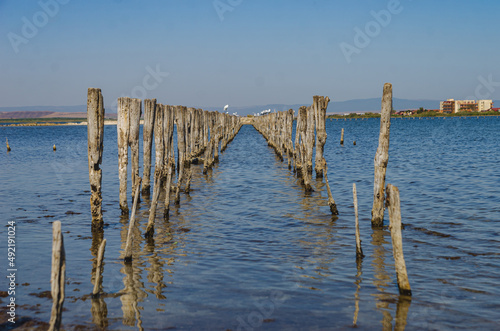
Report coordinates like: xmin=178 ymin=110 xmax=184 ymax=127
xmin=1 ymin=0 xmax=499 ymax=110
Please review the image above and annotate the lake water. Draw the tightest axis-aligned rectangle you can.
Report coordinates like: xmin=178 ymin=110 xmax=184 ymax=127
xmin=1 ymin=116 xmax=499 ymax=330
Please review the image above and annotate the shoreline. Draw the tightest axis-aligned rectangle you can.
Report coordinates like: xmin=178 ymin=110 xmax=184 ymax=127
xmin=1 ymin=114 xmax=499 ymax=127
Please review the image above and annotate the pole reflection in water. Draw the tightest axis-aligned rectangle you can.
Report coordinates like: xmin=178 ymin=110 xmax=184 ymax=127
xmin=371 ymin=228 xmax=395 ymax=331
xmin=90 ymin=230 xmax=109 ymax=329
xmin=353 ymin=258 xmax=362 ymax=327
xmin=395 ymin=296 xmax=411 ymax=331
xmin=120 ymin=261 xmax=147 ymax=329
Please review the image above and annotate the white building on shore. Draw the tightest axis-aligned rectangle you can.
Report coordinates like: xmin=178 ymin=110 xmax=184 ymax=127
xmin=440 ymin=99 xmax=493 ymax=113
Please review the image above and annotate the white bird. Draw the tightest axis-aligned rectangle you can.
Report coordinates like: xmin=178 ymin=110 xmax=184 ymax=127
xmin=224 ymin=104 xmax=229 ymax=111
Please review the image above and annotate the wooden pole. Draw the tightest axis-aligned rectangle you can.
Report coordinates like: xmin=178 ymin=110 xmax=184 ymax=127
xmin=305 ymin=105 xmax=315 ymax=174
xmin=92 ymin=238 xmax=107 ymax=295
xmin=386 ymin=184 xmax=412 ymax=296
xmin=353 ymin=183 xmax=363 ymax=259
xmin=124 ymin=178 xmax=142 ymax=262
xmin=142 ymin=99 xmax=156 ymax=196
xmin=175 ymin=106 xmax=187 ymax=204
xmin=324 ymin=164 xmax=338 ymax=215
xmin=371 ymin=83 xmax=392 ymax=227
xmin=87 ymin=88 xmax=105 ymax=230
xmin=340 ymin=128 xmax=344 ymax=145
xmin=313 ymin=96 xmax=329 ymax=178
xmin=129 ymin=98 xmax=142 ymax=203
xmin=6 ymin=138 xmax=11 ymax=151
xmin=163 ymin=158 xmax=175 ymax=221
xmin=49 ymin=221 xmax=66 ymax=331
xmin=145 ymin=105 xmax=165 ymax=239
xmin=117 ymin=97 xmax=130 ymax=215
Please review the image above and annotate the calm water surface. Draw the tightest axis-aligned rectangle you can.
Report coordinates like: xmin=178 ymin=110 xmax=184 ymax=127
xmin=1 ymin=116 xmax=499 ymax=330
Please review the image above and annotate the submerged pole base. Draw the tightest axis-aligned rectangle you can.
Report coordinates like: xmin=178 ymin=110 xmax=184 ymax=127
xmin=144 ymin=224 xmax=154 ymax=239
xmin=91 ymin=220 xmax=104 ymax=232
xmin=371 ymin=216 xmax=384 ymax=228
xmin=329 ymin=202 xmax=339 ymax=215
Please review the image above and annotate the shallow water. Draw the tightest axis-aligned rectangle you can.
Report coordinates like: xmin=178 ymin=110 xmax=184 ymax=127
xmin=1 ymin=116 xmax=499 ymax=330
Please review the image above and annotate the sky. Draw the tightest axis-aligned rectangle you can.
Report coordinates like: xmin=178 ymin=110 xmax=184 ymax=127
xmin=1 ymin=0 xmax=499 ymax=110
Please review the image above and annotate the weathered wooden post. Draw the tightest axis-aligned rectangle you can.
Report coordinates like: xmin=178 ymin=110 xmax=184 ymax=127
xmin=129 ymin=98 xmax=142 ymax=203
xmin=294 ymin=108 xmax=303 ymax=172
xmin=117 ymin=97 xmax=130 ymax=214
xmin=142 ymin=99 xmax=156 ymax=196
xmin=313 ymin=96 xmax=329 ymax=178
xmin=124 ymin=178 xmax=141 ymax=261
xmin=53 ymin=144 xmax=57 ymax=151
xmin=386 ymin=184 xmax=412 ymax=296
xmin=92 ymin=239 xmax=106 ymax=296
xmin=87 ymin=88 xmax=105 ymax=230
xmin=175 ymin=106 xmax=187 ymax=204
xmin=163 ymin=158 xmax=175 ymax=220
xmin=305 ymin=105 xmax=315 ymax=174
xmin=6 ymin=138 xmax=11 ymax=151
xmin=340 ymin=128 xmax=344 ymax=145
xmin=145 ymin=104 xmax=165 ymax=239
xmin=49 ymin=221 xmax=66 ymax=331
xmin=353 ymin=183 xmax=363 ymax=259
xmin=371 ymin=83 xmax=392 ymax=227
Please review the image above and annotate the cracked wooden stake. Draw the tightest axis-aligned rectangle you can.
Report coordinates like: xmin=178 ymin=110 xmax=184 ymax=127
xmin=371 ymin=83 xmax=392 ymax=227
xmin=87 ymin=88 xmax=105 ymax=230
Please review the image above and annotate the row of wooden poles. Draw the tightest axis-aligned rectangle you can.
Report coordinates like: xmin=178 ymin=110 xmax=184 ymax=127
xmin=88 ymin=88 xmax=241 ymax=234
xmin=46 ymin=88 xmax=241 ymax=330
xmin=252 ymin=95 xmax=339 ymax=215
xmin=251 ymin=85 xmax=411 ymax=297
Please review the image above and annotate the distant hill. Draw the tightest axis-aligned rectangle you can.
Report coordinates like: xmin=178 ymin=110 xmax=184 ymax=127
xmin=0 ymin=111 xmax=114 ymax=119
xmin=1 ymin=99 xmax=497 ymax=118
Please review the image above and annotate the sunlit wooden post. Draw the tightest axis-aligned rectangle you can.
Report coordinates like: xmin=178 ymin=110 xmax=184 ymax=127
xmin=142 ymin=99 xmax=156 ymax=196
xmin=49 ymin=221 xmax=66 ymax=331
xmin=87 ymin=88 xmax=105 ymax=230
xmin=386 ymin=183 xmax=412 ymax=296
xmin=371 ymin=83 xmax=392 ymax=227
xmin=340 ymin=128 xmax=344 ymax=145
